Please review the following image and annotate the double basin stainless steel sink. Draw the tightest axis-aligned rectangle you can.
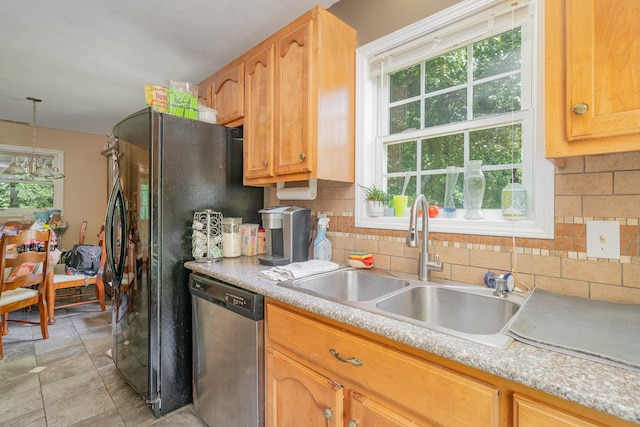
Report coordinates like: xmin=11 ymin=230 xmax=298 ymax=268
xmin=279 ymin=268 xmax=526 ymax=348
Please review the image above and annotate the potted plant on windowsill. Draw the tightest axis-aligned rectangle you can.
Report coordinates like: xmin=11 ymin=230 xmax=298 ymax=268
xmin=360 ymin=184 xmax=388 ymax=217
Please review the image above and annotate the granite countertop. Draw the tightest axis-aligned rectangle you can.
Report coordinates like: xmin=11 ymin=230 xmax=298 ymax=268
xmin=185 ymin=257 xmax=640 ymax=424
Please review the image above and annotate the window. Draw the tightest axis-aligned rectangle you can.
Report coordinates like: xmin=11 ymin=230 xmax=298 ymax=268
xmin=355 ymin=0 xmax=553 ymax=238
xmin=0 ymin=144 xmax=64 ymax=218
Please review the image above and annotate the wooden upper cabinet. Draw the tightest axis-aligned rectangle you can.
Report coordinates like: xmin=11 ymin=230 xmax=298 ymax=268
xmin=211 ymin=61 xmax=244 ymax=127
xmin=546 ymin=0 xmax=640 ymax=158
xmin=198 ymin=6 xmax=355 ymax=185
xmin=244 ymin=46 xmax=274 ymax=179
xmin=243 ymin=6 xmax=356 ymax=186
xmin=273 ymin=20 xmax=313 ymax=177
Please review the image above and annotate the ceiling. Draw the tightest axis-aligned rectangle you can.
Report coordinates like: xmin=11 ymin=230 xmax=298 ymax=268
xmin=0 ymin=0 xmax=338 ymax=136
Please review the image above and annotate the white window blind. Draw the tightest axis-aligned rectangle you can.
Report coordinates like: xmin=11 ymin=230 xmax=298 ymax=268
xmin=368 ymin=0 xmax=531 ymax=77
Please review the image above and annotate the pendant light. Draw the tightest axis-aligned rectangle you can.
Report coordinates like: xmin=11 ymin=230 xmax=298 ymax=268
xmin=1 ymin=97 xmax=65 ymax=180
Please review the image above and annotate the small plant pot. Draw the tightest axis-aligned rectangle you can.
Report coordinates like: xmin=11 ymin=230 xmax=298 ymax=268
xmin=367 ymin=201 xmax=385 ymax=217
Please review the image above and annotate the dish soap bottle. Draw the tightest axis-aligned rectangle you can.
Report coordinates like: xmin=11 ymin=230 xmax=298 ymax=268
xmin=501 ymin=172 xmax=527 ymax=219
xmin=313 ymin=217 xmax=332 ymax=261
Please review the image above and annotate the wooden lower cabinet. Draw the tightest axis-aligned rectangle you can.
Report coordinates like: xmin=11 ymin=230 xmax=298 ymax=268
xmin=514 ymin=394 xmax=604 ymax=427
xmin=266 ymin=301 xmax=499 ymax=426
xmin=267 ymin=348 xmax=343 ymax=426
xmin=349 ymin=390 xmax=437 ymax=427
xmin=265 ymin=300 xmax=636 ymax=427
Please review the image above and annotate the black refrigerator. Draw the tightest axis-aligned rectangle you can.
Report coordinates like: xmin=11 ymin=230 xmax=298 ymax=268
xmin=105 ymin=108 xmax=263 ymax=417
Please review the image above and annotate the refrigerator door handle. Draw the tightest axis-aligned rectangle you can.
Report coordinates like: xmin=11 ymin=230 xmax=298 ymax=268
xmin=105 ymin=180 xmax=127 ymax=285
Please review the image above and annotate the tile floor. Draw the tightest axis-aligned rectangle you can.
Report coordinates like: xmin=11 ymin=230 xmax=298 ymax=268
xmin=0 ymin=299 xmax=206 ymax=426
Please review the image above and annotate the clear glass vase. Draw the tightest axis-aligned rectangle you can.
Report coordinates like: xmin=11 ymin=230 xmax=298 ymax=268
xmin=464 ymin=160 xmax=485 ymax=219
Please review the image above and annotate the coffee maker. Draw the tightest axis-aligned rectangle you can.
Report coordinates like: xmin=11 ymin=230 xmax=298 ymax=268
xmin=258 ymin=205 xmax=311 ymax=266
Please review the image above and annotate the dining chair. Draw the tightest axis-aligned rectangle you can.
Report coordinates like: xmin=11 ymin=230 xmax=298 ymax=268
xmin=0 ymin=229 xmax=51 ymax=359
xmin=46 ymin=224 xmax=106 ymax=325
xmin=78 ymin=220 xmax=88 ymax=244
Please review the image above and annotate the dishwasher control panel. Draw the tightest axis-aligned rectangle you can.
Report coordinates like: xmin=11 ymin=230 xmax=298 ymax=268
xmin=189 ymin=273 xmax=264 ymax=321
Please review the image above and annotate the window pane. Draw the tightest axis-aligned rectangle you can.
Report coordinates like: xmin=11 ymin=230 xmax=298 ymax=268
xmin=388 ymin=175 xmax=416 ymax=198
xmin=425 ymin=48 xmax=467 ymax=92
xmin=473 ymin=74 xmax=521 ymax=117
xmin=469 ymin=125 xmax=522 ymax=166
xmin=389 ymin=65 xmax=421 ymax=102
xmin=424 ymin=89 xmax=467 ymax=127
xmin=418 ymin=173 xmax=465 ymax=208
xmin=469 ymin=124 xmax=522 ymax=210
xmin=0 ymin=182 xmax=54 ymax=209
xmin=473 ymin=28 xmax=521 ymax=80
xmin=420 ymin=134 xmax=464 ymax=170
xmin=387 ymin=140 xmax=417 ymax=173
xmin=418 ymin=175 xmax=440 ymax=203
xmin=390 ymin=101 xmax=420 ymax=134
xmin=483 ymin=169 xmax=516 ymax=209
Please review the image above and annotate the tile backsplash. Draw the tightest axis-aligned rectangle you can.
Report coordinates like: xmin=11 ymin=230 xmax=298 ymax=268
xmin=265 ymin=152 xmax=640 ymax=304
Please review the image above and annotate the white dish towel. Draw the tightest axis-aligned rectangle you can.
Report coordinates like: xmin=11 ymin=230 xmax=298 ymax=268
xmin=260 ymin=260 xmax=340 ymax=281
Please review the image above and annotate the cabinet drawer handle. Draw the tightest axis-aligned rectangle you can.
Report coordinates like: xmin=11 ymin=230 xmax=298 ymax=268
xmin=572 ymin=102 xmax=589 ymax=115
xmin=299 ymin=153 xmax=306 ymax=160
xmin=329 ymin=348 xmax=363 ymax=366
xmin=262 ymin=160 xmax=268 ymax=167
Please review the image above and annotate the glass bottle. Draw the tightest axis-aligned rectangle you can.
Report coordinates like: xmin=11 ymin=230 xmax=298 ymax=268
xmin=464 ymin=160 xmax=486 ymax=219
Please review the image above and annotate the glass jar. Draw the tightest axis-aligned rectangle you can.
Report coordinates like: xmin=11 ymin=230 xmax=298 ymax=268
xmin=464 ymin=160 xmax=486 ymax=219
xmin=222 ymin=217 xmax=242 ymax=257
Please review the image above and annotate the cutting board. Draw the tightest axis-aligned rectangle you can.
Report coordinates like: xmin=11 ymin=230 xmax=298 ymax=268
xmin=507 ymin=288 xmax=640 ymax=372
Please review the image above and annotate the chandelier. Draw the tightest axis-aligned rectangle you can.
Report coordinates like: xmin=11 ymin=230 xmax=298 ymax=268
xmin=2 ymin=97 xmax=65 ymax=180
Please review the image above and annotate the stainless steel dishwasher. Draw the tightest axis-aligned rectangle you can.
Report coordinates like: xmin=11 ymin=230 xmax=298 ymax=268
xmin=189 ymin=273 xmax=264 ymax=427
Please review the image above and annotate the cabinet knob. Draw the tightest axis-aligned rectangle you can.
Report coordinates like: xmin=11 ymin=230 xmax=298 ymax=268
xmin=323 ymin=408 xmax=333 ymax=419
xmin=262 ymin=160 xmax=268 ymax=167
xmin=348 ymin=421 xmax=360 ymax=427
xmin=572 ymin=102 xmax=589 ymax=115
xmin=299 ymin=153 xmax=306 ymax=161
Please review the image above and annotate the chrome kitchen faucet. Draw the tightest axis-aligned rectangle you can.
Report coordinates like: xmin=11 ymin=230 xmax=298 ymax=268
xmin=405 ymin=194 xmax=443 ymax=281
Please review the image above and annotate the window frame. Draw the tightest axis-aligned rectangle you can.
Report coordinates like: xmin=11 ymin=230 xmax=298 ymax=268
xmin=354 ymin=0 xmax=554 ymax=239
xmin=0 ymin=144 xmax=64 ymax=218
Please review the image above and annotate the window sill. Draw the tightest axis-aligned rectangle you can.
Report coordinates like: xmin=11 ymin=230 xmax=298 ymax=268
xmin=356 ymin=209 xmax=554 ymax=239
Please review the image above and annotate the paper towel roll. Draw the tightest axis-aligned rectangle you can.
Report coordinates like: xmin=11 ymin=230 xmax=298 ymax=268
xmin=276 ymin=179 xmax=317 ymax=200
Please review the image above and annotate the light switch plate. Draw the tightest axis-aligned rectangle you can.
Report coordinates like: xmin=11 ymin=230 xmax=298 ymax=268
xmin=586 ymin=220 xmax=620 ymax=259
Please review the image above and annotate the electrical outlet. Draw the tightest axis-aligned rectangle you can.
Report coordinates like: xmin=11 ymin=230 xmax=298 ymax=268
xmin=586 ymin=220 xmax=620 ymax=259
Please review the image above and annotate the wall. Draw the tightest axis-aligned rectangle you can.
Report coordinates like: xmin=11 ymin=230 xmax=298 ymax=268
xmin=329 ymin=0 xmax=460 ymax=45
xmin=0 ymin=121 xmax=107 ymax=248
xmin=264 ymin=0 xmax=640 ymax=304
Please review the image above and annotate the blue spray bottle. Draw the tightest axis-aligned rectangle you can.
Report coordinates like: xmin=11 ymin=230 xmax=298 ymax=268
xmin=313 ymin=217 xmax=332 ymax=261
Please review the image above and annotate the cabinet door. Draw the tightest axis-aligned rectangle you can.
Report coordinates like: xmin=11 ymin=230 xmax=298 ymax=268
xmin=244 ymin=45 xmax=275 ymax=179
xmin=212 ymin=62 xmax=244 ymax=125
xmin=267 ymin=348 xmax=343 ymax=427
xmin=274 ymin=20 xmax=313 ymax=176
xmin=565 ymin=0 xmax=640 ymax=141
xmin=514 ymin=394 xmax=603 ymax=427
xmin=350 ymin=391 xmax=437 ymax=427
